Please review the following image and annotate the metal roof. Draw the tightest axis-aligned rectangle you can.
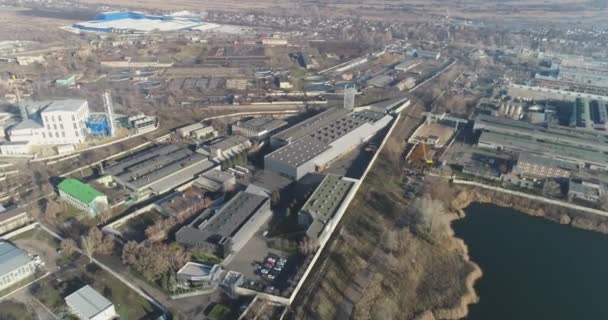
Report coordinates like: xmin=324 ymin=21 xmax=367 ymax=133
xmin=65 ymin=285 xmax=113 ymax=320
xmin=266 ymin=109 xmax=386 ymax=167
xmin=272 ymin=108 xmax=350 ymax=143
xmin=300 ymin=175 xmax=355 ymax=239
xmin=233 ymin=117 xmax=287 ymax=133
xmin=0 ymin=242 xmax=33 ymax=277
xmin=58 ymin=179 xmax=105 ymax=205
xmin=105 ymin=144 xmax=215 ymax=192
xmin=11 ymin=119 xmax=43 ymax=131
xmin=177 ymin=189 xmax=269 ymax=243
xmin=41 ymin=99 xmax=87 ymax=113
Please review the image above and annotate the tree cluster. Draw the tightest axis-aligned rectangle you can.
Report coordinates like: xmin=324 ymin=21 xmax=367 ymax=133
xmin=82 ymin=227 xmax=115 ymax=262
xmin=121 ymin=241 xmax=189 ymax=285
xmin=145 ymin=196 xmax=212 ymax=242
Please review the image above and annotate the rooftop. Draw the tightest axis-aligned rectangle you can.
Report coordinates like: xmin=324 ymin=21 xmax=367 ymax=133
xmin=58 ymin=179 xmax=105 ymax=205
xmin=266 ymin=109 xmax=386 ymax=167
xmin=233 ymin=117 xmax=287 ymax=133
xmin=41 ymin=99 xmax=87 ymax=113
xmin=65 ymin=285 xmax=113 ymax=320
xmin=207 ymin=135 xmax=250 ymax=152
xmin=300 ymin=175 xmax=355 ymax=239
xmin=272 ymin=108 xmax=351 ymax=143
xmin=11 ymin=119 xmax=43 ymax=131
xmin=0 ymin=241 xmax=33 ymax=277
xmin=479 ymin=131 xmax=608 ymax=167
xmin=105 ymin=144 xmax=216 ymax=192
xmin=178 ymin=189 xmax=269 ymax=243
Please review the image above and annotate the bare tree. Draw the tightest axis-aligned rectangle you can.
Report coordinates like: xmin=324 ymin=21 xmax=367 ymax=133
xmin=60 ymin=238 xmax=77 ymax=256
xmin=543 ymin=180 xmax=562 ymax=198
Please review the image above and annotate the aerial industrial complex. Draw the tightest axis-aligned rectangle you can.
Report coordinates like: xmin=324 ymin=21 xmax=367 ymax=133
xmin=266 ymin=107 xmax=393 ymax=179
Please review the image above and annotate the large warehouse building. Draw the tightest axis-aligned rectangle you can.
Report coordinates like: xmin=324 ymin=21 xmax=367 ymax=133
xmin=265 ymin=108 xmax=393 ymax=179
xmin=100 ymin=144 xmax=217 ymax=200
xmin=474 ymin=114 xmax=608 ymax=170
xmin=298 ymin=175 xmax=357 ymax=244
xmin=176 ymin=184 xmax=272 ymax=258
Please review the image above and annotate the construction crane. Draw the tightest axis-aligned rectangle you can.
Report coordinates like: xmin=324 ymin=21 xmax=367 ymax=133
xmin=421 ymin=143 xmax=434 ymax=165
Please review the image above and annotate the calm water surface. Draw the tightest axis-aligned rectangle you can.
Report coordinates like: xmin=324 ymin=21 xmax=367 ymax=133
xmin=453 ymin=203 xmax=608 ymax=320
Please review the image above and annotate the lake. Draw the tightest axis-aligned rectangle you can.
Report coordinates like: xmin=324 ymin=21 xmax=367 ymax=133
xmin=453 ymin=203 xmax=608 ymax=320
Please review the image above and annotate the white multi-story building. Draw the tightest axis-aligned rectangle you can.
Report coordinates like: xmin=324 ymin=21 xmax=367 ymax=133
xmin=8 ymin=99 xmax=89 ymax=146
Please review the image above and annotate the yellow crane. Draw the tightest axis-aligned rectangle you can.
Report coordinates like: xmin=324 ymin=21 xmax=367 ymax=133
xmin=422 ymin=143 xmax=434 ymax=165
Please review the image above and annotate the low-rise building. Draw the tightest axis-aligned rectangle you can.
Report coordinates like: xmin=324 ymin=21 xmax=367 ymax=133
xmin=176 ymin=123 xmax=206 ymax=138
xmin=515 ymin=153 xmax=577 ymax=179
xmin=232 ymin=117 xmax=287 ymax=140
xmin=176 ymin=262 xmax=222 ymax=288
xmin=127 ymin=114 xmax=157 ymax=134
xmin=176 ymin=185 xmax=272 ymax=258
xmin=0 ymin=204 xmax=31 ymax=235
xmin=298 ymin=175 xmax=357 ymax=244
xmin=394 ymin=60 xmax=421 ymax=72
xmin=191 ymin=126 xmax=217 ymax=140
xmin=0 ymin=241 xmax=40 ymax=291
xmin=199 ymin=136 xmax=252 ymax=159
xmin=193 ymin=169 xmax=236 ymax=192
xmin=65 ymin=285 xmax=117 ymax=320
xmin=58 ymin=179 xmax=108 ymax=216
xmin=101 ymin=144 xmax=217 ymax=200
xmin=0 ymin=141 xmax=31 ymax=155
xmin=568 ymin=179 xmax=606 ymax=203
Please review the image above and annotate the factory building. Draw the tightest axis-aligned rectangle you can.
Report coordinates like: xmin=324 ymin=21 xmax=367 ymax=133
xmin=8 ymin=99 xmax=89 ymax=146
xmin=65 ymin=285 xmax=117 ymax=320
xmin=0 ymin=241 xmax=41 ymax=291
xmin=394 ymin=60 xmax=421 ymax=72
xmin=298 ymin=175 xmax=357 ymax=244
xmin=198 ymin=136 xmax=252 ymax=159
xmin=231 ymin=117 xmax=287 ymax=140
xmin=127 ymin=114 xmax=158 ymax=134
xmin=193 ymin=169 xmax=237 ymax=192
xmin=475 ymin=114 xmax=608 ymax=170
xmin=176 ymin=122 xmax=206 ymax=138
xmin=100 ymin=144 xmax=218 ymax=200
xmin=266 ymin=108 xmax=393 ymax=180
xmin=515 ymin=153 xmax=576 ymax=179
xmin=58 ymin=179 xmax=108 ymax=216
xmin=176 ymin=184 xmax=272 ymax=258
xmin=0 ymin=204 xmax=30 ymax=235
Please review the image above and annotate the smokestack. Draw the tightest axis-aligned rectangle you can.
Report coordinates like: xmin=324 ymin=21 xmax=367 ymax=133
xmin=344 ymin=85 xmax=355 ymax=110
xmin=103 ymin=91 xmax=115 ymax=137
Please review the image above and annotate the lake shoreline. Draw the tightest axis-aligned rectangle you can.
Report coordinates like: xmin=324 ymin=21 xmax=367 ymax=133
xmin=450 ymin=185 xmax=608 ymax=235
xmin=444 ymin=184 xmax=608 ymax=320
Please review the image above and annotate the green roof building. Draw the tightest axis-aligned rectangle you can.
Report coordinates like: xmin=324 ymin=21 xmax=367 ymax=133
xmin=58 ymin=179 xmax=108 ymax=216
